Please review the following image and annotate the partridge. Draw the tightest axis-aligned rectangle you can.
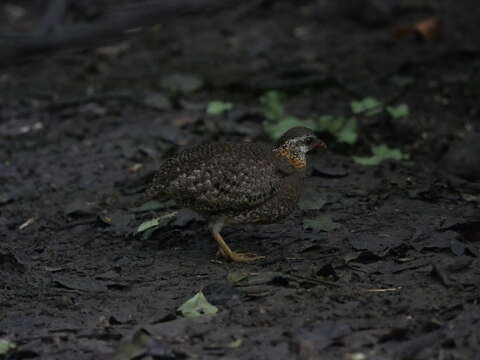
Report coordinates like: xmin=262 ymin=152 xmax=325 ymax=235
xmin=146 ymin=127 xmax=325 ymax=262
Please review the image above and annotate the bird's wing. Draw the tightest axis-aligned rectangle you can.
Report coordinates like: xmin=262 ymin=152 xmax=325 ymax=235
xmin=163 ymin=143 xmax=284 ymax=212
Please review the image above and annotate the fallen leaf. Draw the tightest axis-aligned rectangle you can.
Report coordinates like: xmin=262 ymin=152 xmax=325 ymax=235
xmin=227 ymin=270 xmax=249 ymax=284
xmin=261 ymin=91 xmax=287 ymax=121
xmin=177 ymin=291 xmax=218 ymax=318
xmin=316 ymin=115 xmax=358 ymax=144
xmin=394 ymin=17 xmax=441 ymax=41
xmin=261 ymin=91 xmax=358 ymax=144
xmin=386 ymin=104 xmax=409 ymax=119
xmin=136 ymin=212 xmax=176 ymax=233
xmin=109 ymin=329 xmax=165 ymax=360
xmin=227 ymin=338 xmax=243 ymax=348
xmin=64 ymin=199 xmax=99 ymax=217
xmin=334 ymin=117 xmax=358 ymax=144
xmin=206 ymin=101 xmax=233 ymax=115
xmin=53 ymin=275 xmax=105 ymax=292
xmin=303 ymin=215 xmax=340 ymax=232
xmin=0 ymin=339 xmax=16 ymax=355
xmin=261 ymin=91 xmax=315 ymax=139
xmin=351 ymin=97 xmax=383 ymax=116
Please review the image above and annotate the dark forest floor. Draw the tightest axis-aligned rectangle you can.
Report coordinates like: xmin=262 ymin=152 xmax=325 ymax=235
xmin=1 ymin=1 xmax=479 ymax=359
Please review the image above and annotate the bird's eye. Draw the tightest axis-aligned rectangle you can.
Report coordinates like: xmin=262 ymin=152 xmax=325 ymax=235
xmin=305 ymin=137 xmax=313 ymax=146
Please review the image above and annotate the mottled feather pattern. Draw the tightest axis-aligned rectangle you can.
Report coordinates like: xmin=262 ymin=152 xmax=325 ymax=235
xmin=227 ymin=172 xmax=303 ymax=225
xmin=146 ymin=141 xmax=305 ymax=222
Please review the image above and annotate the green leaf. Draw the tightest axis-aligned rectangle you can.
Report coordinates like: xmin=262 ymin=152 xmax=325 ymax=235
xmin=261 ymin=91 xmax=315 ymax=139
xmin=353 ymin=145 xmax=408 ymax=166
xmin=260 ymin=91 xmax=286 ymax=121
xmin=351 ymin=97 xmax=383 ymax=116
xmin=0 ymin=339 xmax=16 ymax=355
xmin=303 ymin=215 xmax=340 ymax=232
xmin=335 ymin=117 xmax=358 ymax=144
xmin=136 ymin=218 xmax=161 ymax=233
xmin=136 ymin=212 xmax=176 ymax=233
xmin=177 ymin=291 xmax=218 ymax=318
xmin=386 ymin=104 xmax=409 ymax=119
xmin=264 ymin=116 xmax=315 ymax=140
xmin=316 ymin=114 xmax=347 ymax=133
xmin=227 ymin=338 xmax=243 ymax=348
xmin=390 ymin=75 xmax=415 ymax=88
xmin=227 ymin=270 xmax=249 ymax=284
xmin=315 ymin=116 xmax=358 ymax=144
xmin=206 ymin=101 xmax=233 ymax=115
xmin=261 ymin=91 xmax=364 ymax=144
xmin=108 ymin=329 xmax=156 ymax=360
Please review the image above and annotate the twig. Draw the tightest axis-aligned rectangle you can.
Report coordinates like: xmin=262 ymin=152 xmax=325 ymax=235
xmin=15 ymin=90 xmax=159 ymax=117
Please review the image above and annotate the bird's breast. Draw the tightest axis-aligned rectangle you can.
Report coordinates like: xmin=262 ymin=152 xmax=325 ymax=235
xmin=273 ymin=149 xmax=306 ymax=169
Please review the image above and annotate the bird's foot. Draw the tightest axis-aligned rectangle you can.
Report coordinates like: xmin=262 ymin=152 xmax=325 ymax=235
xmin=217 ymin=248 xmax=265 ymax=262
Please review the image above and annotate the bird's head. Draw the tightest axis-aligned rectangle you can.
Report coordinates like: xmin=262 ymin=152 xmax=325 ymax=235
xmin=273 ymin=127 xmax=326 ymax=169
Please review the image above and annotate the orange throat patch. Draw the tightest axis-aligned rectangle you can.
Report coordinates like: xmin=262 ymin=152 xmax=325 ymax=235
xmin=274 ymin=149 xmax=306 ymax=169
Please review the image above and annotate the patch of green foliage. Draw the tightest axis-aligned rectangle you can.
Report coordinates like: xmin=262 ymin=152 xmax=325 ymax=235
xmin=351 ymin=97 xmax=383 ymax=116
xmin=351 ymin=98 xmax=409 ymax=119
xmin=316 ymin=115 xmax=358 ymax=144
xmin=353 ymin=144 xmax=409 ymax=166
xmin=261 ymin=91 xmax=410 ymax=165
xmin=261 ymin=91 xmax=357 ymax=144
xmin=206 ymin=101 xmax=233 ymax=115
xmin=386 ymin=104 xmax=409 ymax=119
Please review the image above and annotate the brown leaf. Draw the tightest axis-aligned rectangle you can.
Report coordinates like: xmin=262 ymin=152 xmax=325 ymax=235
xmin=393 ymin=17 xmax=441 ymax=41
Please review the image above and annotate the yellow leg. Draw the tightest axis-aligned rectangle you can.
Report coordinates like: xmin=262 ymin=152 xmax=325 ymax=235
xmin=209 ymin=221 xmax=264 ymax=262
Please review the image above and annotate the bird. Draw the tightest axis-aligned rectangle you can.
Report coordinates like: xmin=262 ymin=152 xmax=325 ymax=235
xmin=145 ymin=127 xmax=326 ymax=262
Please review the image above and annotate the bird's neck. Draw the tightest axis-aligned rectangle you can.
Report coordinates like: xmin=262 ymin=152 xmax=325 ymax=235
xmin=273 ymin=146 xmax=306 ymax=170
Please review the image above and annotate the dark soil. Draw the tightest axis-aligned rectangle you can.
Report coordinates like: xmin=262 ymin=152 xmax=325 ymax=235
xmin=1 ymin=1 xmax=479 ymax=359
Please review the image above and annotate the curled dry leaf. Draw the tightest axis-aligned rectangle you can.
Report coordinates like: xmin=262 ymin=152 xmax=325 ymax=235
xmin=393 ymin=17 xmax=441 ymax=41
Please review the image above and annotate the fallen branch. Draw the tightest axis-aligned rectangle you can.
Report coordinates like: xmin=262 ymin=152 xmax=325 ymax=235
xmin=0 ymin=0 xmax=235 ymax=65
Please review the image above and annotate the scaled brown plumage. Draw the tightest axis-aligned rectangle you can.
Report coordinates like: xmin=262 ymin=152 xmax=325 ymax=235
xmin=146 ymin=127 xmax=325 ymax=262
